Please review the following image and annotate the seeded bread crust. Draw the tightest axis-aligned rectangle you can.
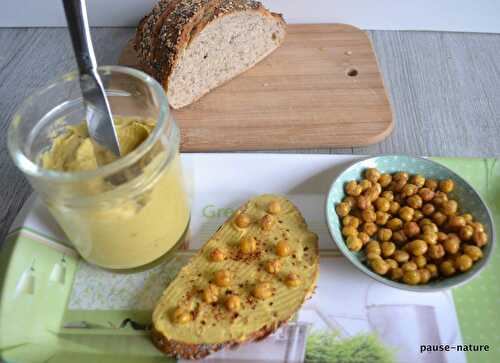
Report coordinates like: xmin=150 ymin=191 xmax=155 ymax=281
xmin=150 ymin=197 xmax=319 ymax=360
xmin=134 ymin=0 xmax=285 ymax=92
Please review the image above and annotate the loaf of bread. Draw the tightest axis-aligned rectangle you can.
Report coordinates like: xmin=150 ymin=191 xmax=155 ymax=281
xmin=135 ymin=0 xmax=286 ymax=109
xmin=152 ymin=194 xmax=319 ymax=359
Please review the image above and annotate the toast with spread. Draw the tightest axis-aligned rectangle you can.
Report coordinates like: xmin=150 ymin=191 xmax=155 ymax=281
xmin=152 ymin=194 xmax=319 ymax=359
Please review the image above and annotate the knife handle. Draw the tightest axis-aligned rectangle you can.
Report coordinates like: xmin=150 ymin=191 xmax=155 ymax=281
xmin=62 ymin=0 xmax=97 ymax=75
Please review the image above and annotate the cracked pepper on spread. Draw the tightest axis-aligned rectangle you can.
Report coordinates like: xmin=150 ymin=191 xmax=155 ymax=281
xmin=40 ymin=116 xmax=190 ymax=269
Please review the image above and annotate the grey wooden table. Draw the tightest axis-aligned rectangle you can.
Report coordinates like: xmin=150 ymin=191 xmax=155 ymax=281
xmin=0 ymin=28 xmax=499 ymax=243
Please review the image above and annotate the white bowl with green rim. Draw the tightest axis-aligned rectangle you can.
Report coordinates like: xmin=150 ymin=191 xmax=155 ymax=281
xmin=325 ymin=155 xmax=496 ymax=292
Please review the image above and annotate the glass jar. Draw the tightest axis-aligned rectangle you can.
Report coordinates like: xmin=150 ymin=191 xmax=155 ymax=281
xmin=8 ymin=66 xmax=190 ymax=269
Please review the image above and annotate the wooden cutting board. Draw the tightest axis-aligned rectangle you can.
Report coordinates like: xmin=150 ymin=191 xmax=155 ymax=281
xmin=119 ymin=24 xmax=393 ymax=151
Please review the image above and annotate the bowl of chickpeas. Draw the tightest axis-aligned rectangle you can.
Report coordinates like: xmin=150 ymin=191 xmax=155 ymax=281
xmin=325 ymin=155 xmax=495 ymax=291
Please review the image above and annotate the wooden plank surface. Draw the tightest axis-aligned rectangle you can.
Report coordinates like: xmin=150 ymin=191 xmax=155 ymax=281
xmin=119 ymin=24 xmax=393 ymax=151
xmin=0 ymin=28 xmax=499 ymax=244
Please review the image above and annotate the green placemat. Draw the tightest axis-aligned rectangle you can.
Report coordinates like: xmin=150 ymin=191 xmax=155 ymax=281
xmin=433 ymin=158 xmax=499 ymax=363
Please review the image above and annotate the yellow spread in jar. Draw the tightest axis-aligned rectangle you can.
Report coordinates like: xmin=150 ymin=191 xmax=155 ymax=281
xmin=41 ymin=116 xmax=190 ymax=269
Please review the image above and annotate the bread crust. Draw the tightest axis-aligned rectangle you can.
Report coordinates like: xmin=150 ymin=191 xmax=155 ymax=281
xmin=150 ymin=196 xmax=319 ymax=360
xmin=135 ymin=0 xmax=286 ymax=95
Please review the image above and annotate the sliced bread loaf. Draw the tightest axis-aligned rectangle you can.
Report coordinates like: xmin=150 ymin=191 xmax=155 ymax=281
xmin=135 ymin=0 xmax=286 ymax=109
xmin=152 ymin=194 xmax=319 ymax=359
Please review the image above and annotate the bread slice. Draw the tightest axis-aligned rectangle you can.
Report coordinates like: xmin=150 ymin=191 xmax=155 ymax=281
xmin=152 ymin=194 xmax=319 ymax=359
xmin=135 ymin=0 xmax=286 ymax=109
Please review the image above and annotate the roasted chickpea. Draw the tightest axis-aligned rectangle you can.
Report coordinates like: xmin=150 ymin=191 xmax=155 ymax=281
xmin=381 ymin=241 xmax=396 ymax=257
xmin=413 ymin=210 xmax=424 ymax=222
xmin=265 ymin=259 xmax=282 ymax=274
xmin=353 ymin=233 xmax=367 ymax=246
xmin=366 ymin=252 xmax=382 ymax=261
xmin=455 ymin=254 xmax=473 ymax=272
xmin=362 ymin=222 xmax=378 ymax=236
xmin=214 ymin=270 xmax=231 ymax=287
xmin=375 ymin=211 xmax=390 ymax=226
xmin=225 ymin=295 xmax=241 ymax=311
xmin=433 ymin=192 xmax=448 ymax=206
xmin=425 ymin=179 xmax=438 ymax=191
xmin=343 ymin=196 xmax=357 ymax=208
xmin=412 ymin=255 xmax=427 ymax=268
xmin=403 ymin=270 xmax=421 ymax=285
xmin=444 ymin=235 xmax=460 ymax=254
xmin=352 ymin=185 xmax=363 ymax=197
xmin=428 ymin=244 xmax=445 ymax=260
xmin=419 ymin=268 xmax=431 ymax=284
xmin=235 ymin=213 xmax=251 ymax=228
xmin=276 ymin=240 xmax=291 ymax=257
xmin=390 ymin=267 xmax=404 ymax=281
xmin=403 ymin=221 xmax=420 ymax=238
xmin=379 ymin=174 xmax=392 ymax=187
xmin=439 ymin=179 xmax=455 ymax=193
xmin=463 ymin=245 xmax=483 ymax=261
xmin=240 ymin=236 xmax=257 ymax=254
xmin=426 ymin=264 xmax=438 ymax=279
xmin=366 ymin=240 xmax=381 ymax=255
xmin=202 ymin=284 xmax=219 ymax=303
xmin=346 ymin=236 xmax=363 ymax=252
xmin=260 ymin=214 xmax=274 ymax=231
xmin=448 ymin=216 xmax=466 ymax=230
xmin=402 ymin=261 xmax=418 ymax=272
xmin=377 ymin=228 xmax=392 ymax=242
xmin=171 ymin=307 xmax=192 ymax=324
xmin=381 ymin=191 xmax=394 ymax=201
xmin=342 ymin=215 xmax=360 ymax=228
xmin=470 ymin=222 xmax=485 ymax=232
xmin=393 ymin=172 xmax=409 ymax=182
xmin=440 ymin=260 xmax=456 ymax=277
xmin=418 ymin=187 xmax=435 ymax=202
xmin=253 ymin=282 xmax=272 ymax=299
xmin=402 ymin=184 xmax=418 ymax=197
xmin=359 ymin=179 xmax=373 ymax=191
xmin=342 ymin=225 xmax=358 ymax=237
xmin=365 ymin=168 xmax=381 ymax=183
xmin=387 ymin=201 xmax=399 ymax=215
xmin=432 ymin=211 xmax=447 ymax=226
xmin=375 ymin=197 xmax=390 ymax=212
xmin=211 ymin=248 xmax=225 ymax=262
xmin=364 ymin=187 xmax=380 ymax=202
xmin=392 ymin=231 xmax=408 ymax=244
xmin=419 ymin=218 xmax=433 ymax=227
xmin=421 ymin=203 xmax=435 ymax=216
xmin=408 ymin=240 xmax=428 ymax=256
xmin=411 ymin=174 xmax=426 ymax=188
xmin=399 ymin=206 xmax=414 ymax=222
xmin=422 ymin=232 xmax=438 ymax=245
xmin=422 ymin=223 xmax=438 ymax=234
xmin=371 ymin=258 xmax=389 ymax=275
xmin=386 ymin=258 xmax=398 ymax=269
xmin=406 ymin=195 xmax=422 ymax=210
xmin=362 ymin=209 xmax=377 ymax=223
xmin=462 ymin=213 xmax=473 ymax=223
xmin=392 ymin=179 xmax=407 ymax=192
xmin=441 ymin=200 xmax=458 ymax=216
xmin=386 ymin=218 xmax=403 ymax=231
xmin=356 ymin=195 xmax=371 ymax=210
xmin=285 ymin=273 xmax=301 ymax=287
xmin=345 ymin=181 xmax=359 ymax=196
xmin=473 ymin=230 xmax=488 ymax=247
xmin=268 ymin=200 xmax=282 ymax=214
xmin=394 ymin=250 xmax=410 ymax=263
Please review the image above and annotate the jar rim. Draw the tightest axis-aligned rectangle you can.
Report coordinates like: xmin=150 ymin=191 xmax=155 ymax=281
xmin=7 ymin=65 xmax=171 ymax=183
